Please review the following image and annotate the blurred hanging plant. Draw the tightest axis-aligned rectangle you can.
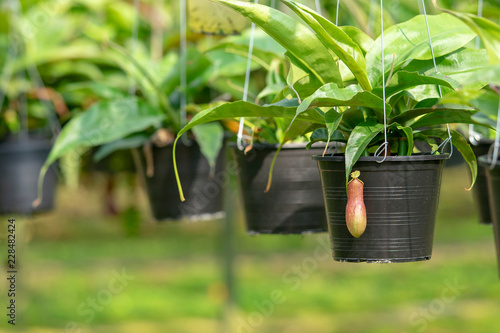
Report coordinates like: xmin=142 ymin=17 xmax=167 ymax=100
xmin=33 ymin=6 xmax=285 ymax=205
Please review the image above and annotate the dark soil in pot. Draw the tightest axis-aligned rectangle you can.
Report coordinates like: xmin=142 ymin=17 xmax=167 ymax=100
xmin=140 ymin=140 xmax=225 ymax=221
xmin=0 ymin=139 xmax=58 ymax=215
xmin=478 ymin=156 xmax=500 ymax=278
xmin=471 ymin=140 xmax=493 ymax=224
xmin=314 ymin=154 xmax=449 ymax=263
xmin=230 ymin=143 xmax=328 ymax=235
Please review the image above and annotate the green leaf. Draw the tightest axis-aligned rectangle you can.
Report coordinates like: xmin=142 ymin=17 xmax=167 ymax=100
xmin=409 ymin=109 xmax=487 ymax=129
xmin=176 ymin=100 xmax=324 ymax=139
xmin=345 ymin=121 xmax=385 ymax=184
xmin=280 ymin=0 xmax=370 ymax=90
xmin=372 ymin=71 xmax=457 ymax=99
xmin=366 ymin=13 xmax=476 ymax=87
xmin=390 ymin=107 xmax=441 ymax=125
xmin=172 ymin=99 xmax=325 ymax=201
xmin=396 ymin=125 xmax=413 ymax=156
xmin=438 ymin=9 xmax=500 ymax=64
xmin=216 ymin=0 xmax=341 ymax=87
xmin=36 ymin=98 xmax=164 ymax=204
xmin=461 ymin=65 xmax=500 ymax=88
xmin=94 ymin=134 xmax=150 ymax=162
xmin=325 ymin=109 xmax=343 ymax=143
xmin=413 ymin=133 xmax=439 ymax=153
xmin=295 ymin=84 xmax=390 ymax=122
xmin=402 ymin=48 xmax=489 ymax=89
xmin=419 ymin=129 xmax=477 ymax=190
xmin=306 ymin=128 xmax=346 ymax=149
xmin=192 ymin=122 xmax=224 ymax=171
xmin=285 ymin=52 xmax=323 ymax=99
xmin=207 ymin=42 xmax=279 ymax=71
xmin=340 ymin=26 xmax=374 ymax=54
xmin=440 ymin=89 xmax=500 ymax=119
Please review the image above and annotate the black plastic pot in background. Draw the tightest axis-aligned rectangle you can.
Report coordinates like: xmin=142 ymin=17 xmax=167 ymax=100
xmin=231 ymin=143 xmax=327 ymax=235
xmin=471 ymin=140 xmax=493 ymax=224
xmin=314 ymin=154 xmax=449 ymax=263
xmin=478 ymin=156 xmax=500 ymax=278
xmin=140 ymin=141 xmax=226 ymax=221
xmin=0 ymin=139 xmax=58 ymax=215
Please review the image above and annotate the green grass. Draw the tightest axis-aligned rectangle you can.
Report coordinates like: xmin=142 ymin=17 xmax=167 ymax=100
xmin=1 ymin=165 xmax=500 ymax=332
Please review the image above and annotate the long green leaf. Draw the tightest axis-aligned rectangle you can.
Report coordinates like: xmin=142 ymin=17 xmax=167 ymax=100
xmin=206 ymin=42 xmax=278 ymax=71
xmin=390 ymin=107 xmax=444 ymax=125
xmin=280 ymin=0 xmax=370 ymax=90
xmin=345 ymin=121 xmax=385 ymax=184
xmin=306 ymin=128 xmax=346 ymax=149
xmin=192 ymin=122 xmax=224 ymax=171
xmin=436 ymin=7 xmax=500 ymax=64
xmin=295 ymin=84 xmax=390 ymax=122
xmin=440 ymin=89 xmax=500 ymax=119
xmin=325 ymin=110 xmax=343 ymax=144
xmin=402 ymin=48 xmax=489 ymax=89
xmin=419 ymin=128 xmax=477 ymax=190
xmin=36 ymin=98 xmax=163 ymax=205
xmin=366 ymin=13 xmax=476 ymax=87
xmin=372 ymin=71 xmax=457 ymax=99
xmin=216 ymin=0 xmax=341 ymax=87
xmin=285 ymin=52 xmax=323 ymax=98
xmin=172 ymin=99 xmax=325 ymax=200
xmin=410 ymin=109 xmax=486 ymax=129
xmin=396 ymin=125 xmax=413 ymax=156
xmin=340 ymin=26 xmax=374 ymax=54
xmin=94 ymin=134 xmax=150 ymax=162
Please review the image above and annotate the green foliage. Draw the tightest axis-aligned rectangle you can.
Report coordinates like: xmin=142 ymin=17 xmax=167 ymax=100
xmin=173 ymin=0 xmax=492 ymax=196
xmin=36 ymin=98 xmax=163 ymax=203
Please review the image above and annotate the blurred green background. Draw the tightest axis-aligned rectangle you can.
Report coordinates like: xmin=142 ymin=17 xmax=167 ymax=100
xmin=2 ymin=0 xmax=500 ymax=332
xmin=1 ymin=163 xmax=500 ymax=333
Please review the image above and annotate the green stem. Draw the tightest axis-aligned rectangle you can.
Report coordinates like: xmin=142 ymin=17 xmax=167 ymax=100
xmin=398 ymin=138 xmax=408 ymax=156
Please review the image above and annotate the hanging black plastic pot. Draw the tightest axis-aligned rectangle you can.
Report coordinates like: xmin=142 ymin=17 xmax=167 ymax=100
xmin=140 ymin=141 xmax=225 ymax=221
xmin=231 ymin=143 xmax=328 ymax=235
xmin=0 ymin=138 xmax=57 ymax=215
xmin=471 ymin=140 xmax=493 ymax=224
xmin=478 ymin=156 xmax=500 ymax=277
xmin=313 ymin=154 xmax=449 ymax=263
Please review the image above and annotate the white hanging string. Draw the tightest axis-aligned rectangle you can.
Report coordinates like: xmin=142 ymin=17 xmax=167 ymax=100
xmin=374 ymin=0 xmax=389 ymax=163
xmin=335 ymin=0 xmax=340 ymax=25
xmin=470 ymin=0 xmax=484 ymax=144
xmin=237 ymin=0 xmax=258 ymax=151
xmin=330 ymin=0 xmax=340 ymax=155
xmin=180 ymin=0 xmax=188 ymax=129
xmin=420 ymin=0 xmax=453 ymax=157
xmin=315 ymin=0 xmax=322 ymax=16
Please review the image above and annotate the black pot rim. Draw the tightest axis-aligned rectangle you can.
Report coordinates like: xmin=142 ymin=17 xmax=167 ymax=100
xmin=312 ymin=153 xmax=450 ymax=162
xmin=478 ymin=155 xmax=500 ymax=167
xmin=0 ymin=139 xmax=53 ymax=154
